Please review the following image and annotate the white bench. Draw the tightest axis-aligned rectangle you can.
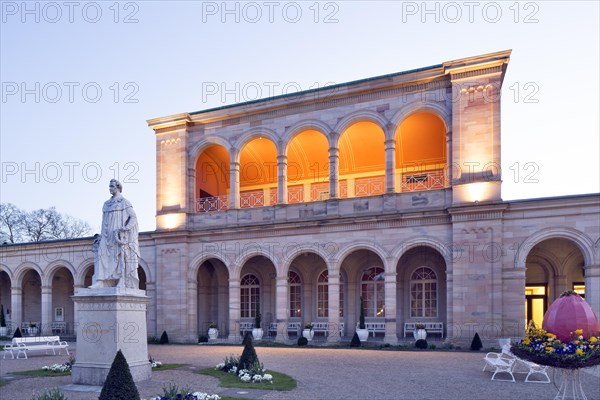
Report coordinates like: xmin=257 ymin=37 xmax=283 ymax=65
xmin=3 ymin=336 xmax=69 ymax=359
xmin=311 ymin=322 xmax=345 ymax=337
xmin=268 ymin=322 xmax=302 ymax=336
xmin=356 ymin=322 xmax=386 ymax=337
xmin=239 ymin=322 xmax=254 ymax=336
xmin=404 ymin=322 xmax=444 ymax=338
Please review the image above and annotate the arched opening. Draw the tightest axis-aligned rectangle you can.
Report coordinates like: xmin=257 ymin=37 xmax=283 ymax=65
xmin=338 ymin=122 xmax=386 ymax=198
xmin=239 ymin=256 xmax=276 ymax=328
xmin=21 ymin=269 xmax=41 ymax=332
xmin=525 ymin=238 xmax=585 ymax=328
xmin=195 ymin=144 xmax=230 ymax=212
xmin=395 ymin=112 xmax=446 ymax=192
xmin=137 ymin=266 xmax=147 ymax=290
xmin=83 ymin=265 xmax=94 ymax=287
xmin=288 ymin=270 xmax=302 ymax=318
xmin=197 ymin=258 xmax=229 ymax=336
xmin=51 ymin=267 xmax=74 ymax=335
xmin=286 ymin=129 xmax=330 ymax=202
xmin=0 ymin=271 xmax=12 ymax=331
xmin=239 ymin=138 xmax=278 ymax=208
xmin=340 ymin=249 xmax=384 ymax=330
xmin=397 ymin=246 xmax=447 ymax=336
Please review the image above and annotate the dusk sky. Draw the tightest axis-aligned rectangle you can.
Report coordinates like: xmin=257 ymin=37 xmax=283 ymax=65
xmin=1 ymin=1 xmax=598 ymax=233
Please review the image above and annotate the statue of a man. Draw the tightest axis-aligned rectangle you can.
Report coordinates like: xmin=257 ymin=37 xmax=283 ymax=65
xmin=90 ymin=179 xmax=140 ymax=289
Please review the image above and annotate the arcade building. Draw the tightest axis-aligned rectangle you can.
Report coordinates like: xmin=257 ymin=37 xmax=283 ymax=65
xmin=1 ymin=50 xmax=598 ymax=344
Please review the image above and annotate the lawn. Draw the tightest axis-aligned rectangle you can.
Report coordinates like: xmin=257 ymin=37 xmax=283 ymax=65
xmin=198 ymin=368 xmax=296 ymax=391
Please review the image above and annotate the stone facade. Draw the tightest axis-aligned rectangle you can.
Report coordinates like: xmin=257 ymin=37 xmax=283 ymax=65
xmin=1 ymin=50 xmax=598 ymax=344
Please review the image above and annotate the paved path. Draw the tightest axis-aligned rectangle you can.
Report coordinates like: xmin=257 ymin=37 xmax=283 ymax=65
xmin=1 ymin=344 xmax=599 ymax=399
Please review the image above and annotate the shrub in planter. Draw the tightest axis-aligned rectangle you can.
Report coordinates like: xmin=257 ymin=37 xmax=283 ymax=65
xmin=350 ymin=332 xmax=361 ymax=347
xmin=32 ymin=388 xmax=68 ymax=400
xmin=297 ymin=336 xmax=308 ymax=346
xmin=0 ymin=304 xmax=6 ymax=328
xmin=358 ymin=297 xmax=366 ymax=330
xmin=415 ymin=339 xmax=428 ymax=349
xmin=238 ymin=335 xmax=259 ymax=370
xmin=470 ymin=332 xmax=483 ymax=351
xmin=159 ymin=330 xmax=169 ymax=344
xmin=99 ymin=350 xmax=140 ymax=400
xmin=13 ymin=327 xmax=22 ymax=338
xmin=198 ymin=335 xmax=209 ymax=343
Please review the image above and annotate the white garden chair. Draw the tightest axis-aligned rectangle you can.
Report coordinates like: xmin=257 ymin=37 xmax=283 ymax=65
xmin=483 ymin=347 xmax=517 ymax=382
xmin=516 ymin=358 xmax=551 ymax=383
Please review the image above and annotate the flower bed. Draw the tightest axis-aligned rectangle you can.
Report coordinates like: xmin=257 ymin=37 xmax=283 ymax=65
xmin=215 ymin=354 xmax=273 ymax=384
xmin=41 ymin=363 xmax=71 ymax=373
xmin=511 ymin=326 xmax=600 ymax=369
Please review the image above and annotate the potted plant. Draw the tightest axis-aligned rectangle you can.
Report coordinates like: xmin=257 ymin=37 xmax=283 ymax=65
xmin=302 ymin=322 xmax=314 ymax=341
xmin=208 ymin=322 xmax=218 ymax=340
xmin=413 ymin=323 xmax=427 ymax=340
xmin=28 ymin=322 xmax=39 ymax=336
xmin=355 ymin=296 xmax=369 ymax=342
xmin=0 ymin=304 xmax=7 ymax=336
xmin=252 ymin=303 xmax=263 ymax=340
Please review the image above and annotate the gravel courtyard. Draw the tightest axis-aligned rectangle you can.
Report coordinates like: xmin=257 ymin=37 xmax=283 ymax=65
xmin=1 ymin=343 xmax=599 ymax=400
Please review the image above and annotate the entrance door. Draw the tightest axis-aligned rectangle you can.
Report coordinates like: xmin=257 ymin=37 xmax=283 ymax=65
xmin=525 ymin=286 xmax=547 ymax=328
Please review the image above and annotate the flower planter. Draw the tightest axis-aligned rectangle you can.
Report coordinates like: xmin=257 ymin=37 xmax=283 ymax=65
xmin=302 ymin=329 xmax=314 ymax=341
xmin=413 ymin=329 xmax=427 ymax=341
xmin=208 ymin=328 xmax=219 ymax=340
xmin=27 ymin=327 xmax=39 ymax=336
xmin=252 ymin=327 xmax=263 ymax=341
xmin=356 ymin=328 xmax=369 ymax=342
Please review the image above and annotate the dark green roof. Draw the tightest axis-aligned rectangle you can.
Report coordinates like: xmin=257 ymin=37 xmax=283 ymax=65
xmin=189 ymin=63 xmax=443 ymax=116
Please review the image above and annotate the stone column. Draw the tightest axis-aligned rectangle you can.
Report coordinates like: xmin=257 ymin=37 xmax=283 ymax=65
xmin=327 ymin=274 xmax=340 ymax=343
xmin=384 ymin=138 xmax=396 ymax=193
xmin=10 ymin=287 xmax=22 ymax=332
xmin=383 ymin=271 xmax=398 ymax=344
xmin=329 ymin=145 xmax=339 ymax=198
xmin=71 ymin=288 xmax=151 ymax=385
xmin=229 ymin=161 xmax=240 ymax=209
xmin=186 ymin=279 xmax=198 ymax=342
xmin=275 ymin=276 xmax=288 ymax=342
xmin=277 ymin=155 xmax=288 ymax=204
xmin=41 ymin=286 xmax=52 ymax=335
xmin=584 ymin=264 xmax=600 ymax=318
xmin=145 ymin=281 xmax=157 ymax=336
xmin=227 ymin=277 xmax=241 ymax=342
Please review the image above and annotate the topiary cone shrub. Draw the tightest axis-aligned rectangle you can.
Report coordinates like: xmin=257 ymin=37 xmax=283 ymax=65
xmin=242 ymin=331 xmax=253 ymax=346
xmin=297 ymin=336 xmax=308 ymax=346
xmin=542 ymin=290 xmax=600 ymax=341
xmin=238 ymin=334 xmax=259 ymax=369
xmin=13 ymin=327 xmax=22 ymax=338
xmin=159 ymin=330 xmax=169 ymax=344
xmin=99 ymin=349 xmax=140 ymax=400
xmin=415 ymin=339 xmax=428 ymax=349
xmin=470 ymin=332 xmax=483 ymax=351
xmin=350 ymin=332 xmax=361 ymax=347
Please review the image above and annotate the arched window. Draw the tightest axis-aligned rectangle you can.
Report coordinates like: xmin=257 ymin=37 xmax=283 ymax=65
xmin=289 ymin=271 xmax=302 ymax=318
xmin=240 ymin=274 xmax=260 ymax=318
xmin=410 ymin=267 xmax=437 ymax=318
xmin=361 ymin=267 xmax=385 ymax=317
xmin=317 ymin=271 xmax=344 ymax=318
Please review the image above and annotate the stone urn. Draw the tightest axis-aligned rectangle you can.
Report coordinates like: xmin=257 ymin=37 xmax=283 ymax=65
xmin=208 ymin=328 xmax=219 ymax=340
xmin=27 ymin=326 xmax=39 ymax=336
xmin=413 ymin=327 xmax=427 ymax=341
xmin=252 ymin=327 xmax=263 ymax=340
xmin=0 ymin=326 xmax=7 ymax=336
xmin=356 ymin=327 xmax=369 ymax=342
xmin=302 ymin=328 xmax=314 ymax=341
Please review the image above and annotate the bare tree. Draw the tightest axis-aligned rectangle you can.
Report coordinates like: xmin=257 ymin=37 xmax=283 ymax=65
xmin=0 ymin=203 xmax=25 ymax=243
xmin=0 ymin=203 xmax=92 ymax=243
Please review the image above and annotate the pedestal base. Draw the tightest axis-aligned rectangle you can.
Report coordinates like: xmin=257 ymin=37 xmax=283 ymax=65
xmin=71 ymin=287 xmax=151 ymax=386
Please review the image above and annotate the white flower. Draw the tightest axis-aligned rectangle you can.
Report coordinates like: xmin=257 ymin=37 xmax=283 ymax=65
xmin=42 ymin=366 xmax=49 ymax=370
xmin=252 ymin=374 xmax=262 ymax=382
xmin=215 ymin=362 xmax=225 ymax=370
xmin=240 ymin=373 xmax=251 ymax=382
xmin=262 ymin=373 xmax=273 ymax=382
xmin=192 ymin=392 xmax=221 ymax=400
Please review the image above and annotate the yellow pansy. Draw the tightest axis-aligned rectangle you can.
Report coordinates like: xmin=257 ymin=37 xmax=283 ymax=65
xmin=547 ymin=333 xmax=556 ymax=339
xmin=590 ymin=337 xmax=598 ymax=343
xmin=545 ymin=347 xmax=554 ymax=353
xmin=575 ymin=349 xmax=584 ymax=356
xmin=574 ymin=329 xmax=583 ymax=335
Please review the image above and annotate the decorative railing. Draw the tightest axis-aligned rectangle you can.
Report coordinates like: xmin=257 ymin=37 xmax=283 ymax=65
xmin=288 ymin=185 xmax=304 ymax=203
xmin=196 ymin=195 xmax=229 ymax=212
xmin=401 ymin=170 xmax=445 ymax=192
xmin=240 ymin=190 xmax=265 ymax=209
xmin=355 ymin=176 xmax=385 ymax=197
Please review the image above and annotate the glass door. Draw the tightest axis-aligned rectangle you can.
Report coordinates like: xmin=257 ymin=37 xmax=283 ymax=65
xmin=525 ymin=285 xmax=547 ymax=329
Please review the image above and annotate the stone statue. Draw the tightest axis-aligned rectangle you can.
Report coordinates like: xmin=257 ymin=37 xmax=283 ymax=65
xmin=90 ymin=179 xmax=140 ymax=289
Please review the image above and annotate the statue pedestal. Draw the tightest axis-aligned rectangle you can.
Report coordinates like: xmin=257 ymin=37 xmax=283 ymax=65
xmin=71 ymin=288 xmax=151 ymax=385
